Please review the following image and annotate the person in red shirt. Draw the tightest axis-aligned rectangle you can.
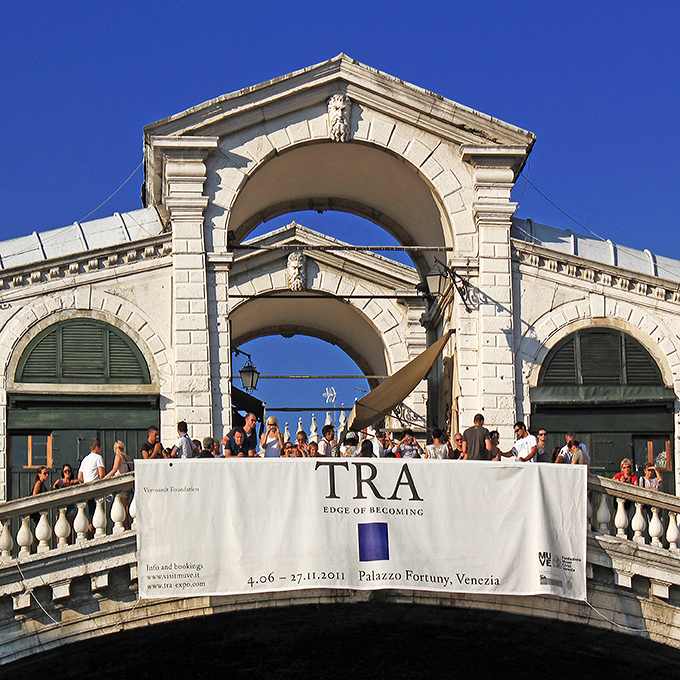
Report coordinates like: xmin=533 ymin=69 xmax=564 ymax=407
xmin=613 ymin=458 xmax=638 ymax=485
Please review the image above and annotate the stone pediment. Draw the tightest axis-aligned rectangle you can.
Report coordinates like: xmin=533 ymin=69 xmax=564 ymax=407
xmin=144 ymin=54 xmax=535 ymax=149
xmin=229 ymin=221 xmax=420 ymax=293
xmin=143 ymin=55 xmax=535 ymax=217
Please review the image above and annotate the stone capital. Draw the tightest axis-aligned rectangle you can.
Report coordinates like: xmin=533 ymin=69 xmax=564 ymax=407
xmin=145 ymin=136 xmax=219 ymax=210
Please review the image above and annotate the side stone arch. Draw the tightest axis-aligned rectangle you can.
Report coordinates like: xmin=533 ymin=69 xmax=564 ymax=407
xmin=516 ymin=297 xmax=680 ymax=487
xmin=0 ymin=290 xmax=174 ymax=500
xmin=0 ymin=291 xmax=171 ymax=393
xmin=517 ymin=299 xmax=680 ymax=395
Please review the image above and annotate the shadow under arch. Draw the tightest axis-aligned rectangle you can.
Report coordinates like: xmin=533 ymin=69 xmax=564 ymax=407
xmin=224 ymin=141 xmax=453 ymax=278
xmin=3 ymin=598 xmax=677 ymax=680
xmin=230 ymin=293 xmax=390 ymax=390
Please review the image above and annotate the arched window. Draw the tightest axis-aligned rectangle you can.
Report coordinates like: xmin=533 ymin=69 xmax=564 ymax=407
xmin=15 ymin=318 xmax=151 ymax=384
xmin=532 ymin=327 xmax=675 ymax=491
xmin=539 ymin=328 xmax=662 ymax=386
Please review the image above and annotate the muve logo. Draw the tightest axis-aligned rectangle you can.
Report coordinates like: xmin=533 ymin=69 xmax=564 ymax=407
xmin=538 ymin=551 xmax=552 ymax=567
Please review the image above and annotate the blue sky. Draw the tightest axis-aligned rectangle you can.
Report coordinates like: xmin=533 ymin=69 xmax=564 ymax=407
xmin=2 ymin=1 xmax=678 ymax=433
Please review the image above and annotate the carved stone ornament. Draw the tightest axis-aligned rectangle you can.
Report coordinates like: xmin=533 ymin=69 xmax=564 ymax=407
xmin=328 ymin=94 xmax=351 ymax=142
xmin=287 ymin=250 xmax=307 ymax=291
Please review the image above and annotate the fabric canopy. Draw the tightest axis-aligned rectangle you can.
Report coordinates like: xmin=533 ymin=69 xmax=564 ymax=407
xmin=530 ymin=384 xmax=677 ymax=405
xmin=232 ymin=385 xmax=266 ymax=421
xmin=347 ymin=330 xmax=453 ymax=431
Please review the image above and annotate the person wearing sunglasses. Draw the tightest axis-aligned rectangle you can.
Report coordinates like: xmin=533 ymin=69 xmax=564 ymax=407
xmin=536 ymin=430 xmax=550 ymax=462
xmin=613 ymin=459 xmax=638 ymax=485
xmin=499 ymin=422 xmax=537 ymax=462
xmin=451 ymin=433 xmax=465 ymax=460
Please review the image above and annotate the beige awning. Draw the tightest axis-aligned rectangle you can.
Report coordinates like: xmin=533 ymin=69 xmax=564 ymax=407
xmin=347 ymin=330 xmax=453 ymax=431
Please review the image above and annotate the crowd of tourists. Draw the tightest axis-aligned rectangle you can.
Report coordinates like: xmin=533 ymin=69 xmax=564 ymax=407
xmin=31 ymin=413 xmax=662 ymax=498
xmin=138 ymin=413 xmax=594 ymax=465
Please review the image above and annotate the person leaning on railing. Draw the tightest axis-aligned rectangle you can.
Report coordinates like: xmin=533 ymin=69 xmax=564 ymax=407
xmin=638 ymin=462 xmax=662 ymax=490
xmin=613 ymin=458 xmax=638 ymax=485
xmin=52 ymin=463 xmax=80 ymax=539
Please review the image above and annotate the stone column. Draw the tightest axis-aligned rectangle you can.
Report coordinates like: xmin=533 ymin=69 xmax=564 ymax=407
xmin=207 ymin=253 xmax=234 ymax=441
xmin=156 ymin=137 xmax=219 ymax=439
xmin=462 ymin=147 xmax=528 ymax=437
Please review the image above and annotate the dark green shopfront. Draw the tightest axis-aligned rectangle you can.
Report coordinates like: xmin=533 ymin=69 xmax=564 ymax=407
xmin=7 ymin=318 xmax=158 ymax=499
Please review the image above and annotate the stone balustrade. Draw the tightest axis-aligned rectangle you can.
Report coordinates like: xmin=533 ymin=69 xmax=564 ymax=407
xmin=588 ymin=475 xmax=680 ymax=598
xmin=589 ymin=475 xmax=680 ymax=549
xmin=0 ymin=473 xmax=135 ymax=561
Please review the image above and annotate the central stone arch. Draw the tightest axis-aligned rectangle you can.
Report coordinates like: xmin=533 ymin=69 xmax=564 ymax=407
xmin=142 ymin=55 xmax=535 ymax=435
xmin=223 ymin=142 xmax=450 ymax=278
xmin=227 ymin=222 xmax=427 ymax=422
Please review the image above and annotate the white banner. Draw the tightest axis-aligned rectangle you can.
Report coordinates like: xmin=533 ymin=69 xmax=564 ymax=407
xmin=136 ymin=459 xmax=587 ymax=601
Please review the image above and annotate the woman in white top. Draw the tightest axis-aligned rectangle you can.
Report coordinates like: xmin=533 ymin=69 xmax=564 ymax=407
xmin=261 ymin=416 xmax=284 ymax=457
xmin=638 ymin=462 xmax=662 ymax=490
xmin=425 ymin=428 xmax=452 ymax=459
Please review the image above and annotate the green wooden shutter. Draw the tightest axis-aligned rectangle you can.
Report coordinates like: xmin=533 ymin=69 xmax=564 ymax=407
xmin=540 ymin=329 xmax=663 ymax=387
xmin=541 ymin=337 xmax=577 ymax=384
xmin=579 ymin=332 xmax=621 ymax=384
xmin=16 ymin=319 xmax=150 ymax=384
xmin=109 ymin=330 xmax=146 ymax=381
xmin=61 ymin=320 xmax=106 ymax=379
xmin=624 ymin=335 xmax=662 ymax=385
xmin=20 ymin=328 xmax=58 ymax=380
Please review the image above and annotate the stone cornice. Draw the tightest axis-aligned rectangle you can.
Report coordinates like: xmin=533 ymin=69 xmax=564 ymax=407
xmin=513 ymin=239 xmax=680 ymax=305
xmin=0 ymin=233 xmax=172 ymax=302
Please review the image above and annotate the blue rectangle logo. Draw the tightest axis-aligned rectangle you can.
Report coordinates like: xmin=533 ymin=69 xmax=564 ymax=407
xmin=358 ymin=522 xmax=389 ymax=562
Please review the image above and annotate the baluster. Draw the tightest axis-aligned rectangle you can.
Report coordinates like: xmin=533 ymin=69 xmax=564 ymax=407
xmin=111 ymin=493 xmax=127 ymax=534
xmin=35 ymin=511 xmax=52 ymax=553
xmin=284 ymin=423 xmax=290 ymax=443
xmin=649 ymin=507 xmax=664 ymax=548
xmin=338 ymin=408 xmax=347 ymax=432
xmin=325 ymin=411 xmax=333 ymax=427
xmin=55 ymin=508 xmax=71 ymax=547
xmin=17 ymin=516 xmax=33 ymax=558
xmin=296 ymin=418 xmax=304 ymax=435
xmin=93 ymin=497 xmax=107 ymax=537
xmin=587 ymin=491 xmax=593 ymax=531
xmin=596 ymin=492 xmax=612 ymax=534
xmin=74 ymin=502 xmax=89 ymax=544
xmin=129 ymin=493 xmax=137 ymax=531
xmin=309 ymin=414 xmax=319 ymax=443
xmin=0 ymin=520 xmax=14 ymax=561
xmin=614 ymin=498 xmax=629 ymax=538
xmin=631 ymin=502 xmax=647 ymax=544
xmin=667 ymin=512 xmax=680 ymax=553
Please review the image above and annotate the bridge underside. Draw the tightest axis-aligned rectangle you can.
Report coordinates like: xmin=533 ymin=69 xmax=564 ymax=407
xmin=3 ymin=598 xmax=680 ymax=679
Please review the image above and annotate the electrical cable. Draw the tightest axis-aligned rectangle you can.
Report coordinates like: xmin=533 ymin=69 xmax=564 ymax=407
xmin=79 ymin=161 xmax=143 ymax=223
xmin=517 ymin=175 xmax=680 ymax=283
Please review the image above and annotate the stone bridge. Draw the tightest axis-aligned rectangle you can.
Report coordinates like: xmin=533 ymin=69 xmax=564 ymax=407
xmin=2 ymin=474 xmax=680 ymax=678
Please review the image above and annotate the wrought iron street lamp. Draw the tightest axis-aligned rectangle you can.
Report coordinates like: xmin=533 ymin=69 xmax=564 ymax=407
xmin=233 ymin=348 xmax=260 ymax=392
xmin=423 ymin=258 xmax=472 ymax=312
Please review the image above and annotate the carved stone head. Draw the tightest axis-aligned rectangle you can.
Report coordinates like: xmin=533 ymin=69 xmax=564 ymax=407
xmin=328 ymin=94 xmax=351 ymax=142
xmin=287 ymin=250 xmax=307 ymax=291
